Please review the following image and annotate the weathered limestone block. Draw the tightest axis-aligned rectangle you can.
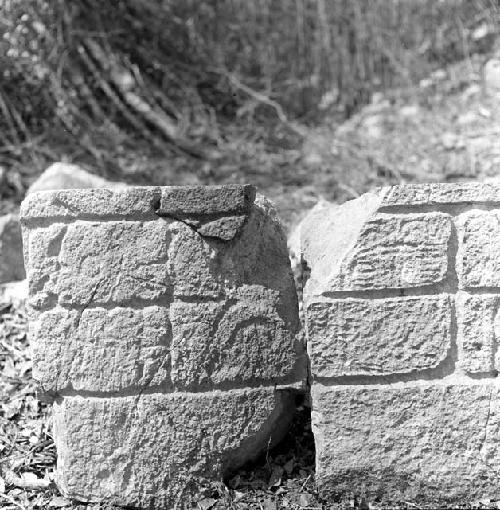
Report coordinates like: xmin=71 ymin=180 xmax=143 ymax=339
xmin=312 ymin=384 xmax=500 ymax=504
xmin=21 ymin=185 xmax=304 ymax=508
xmin=21 ymin=187 xmax=159 ymax=224
xmin=303 ymin=182 xmax=500 ymax=504
xmin=0 ymin=214 xmax=25 ymax=283
xmin=306 ymin=296 xmax=451 ymax=377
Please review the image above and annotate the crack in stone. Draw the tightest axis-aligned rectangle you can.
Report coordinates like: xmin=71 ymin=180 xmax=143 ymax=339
xmin=479 ymin=387 xmax=493 ymax=459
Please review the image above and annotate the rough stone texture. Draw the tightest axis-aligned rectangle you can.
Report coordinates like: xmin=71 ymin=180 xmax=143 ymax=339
xmin=456 ymin=292 xmax=500 ymax=374
xmin=302 ymin=192 xmax=451 ymax=295
xmin=306 ymin=296 xmax=451 ymax=377
xmin=381 ymin=181 xmax=500 ymax=206
xmin=456 ymin=210 xmax=500 ymax=288
xmin=27 ymin=162 xmax=126 ymax=194
xmin=322 ymin=212 xmax=451 ymax=292
xmin=21 ymin=185 xmax=303 ymax=508
xmin=312 ymin=384 xmax=500 ymax=505
xmin=26 ymin=220 xmax=172 ymax=310
xmin=170 ymin=288 xmax=303 ymax=390
xmin=0 ymin=214 xmax=25 ymax=283
xmin=303 ymin=182 xmax=500 ymax=504
xmin=54 ymin=389 xmax=295 ymax=509
xmin=287 ymin=200 xmax=334 ymax=301
xmin=158 ymin=184 xmax=255 ymax=215
xmin=157 ymin=185 xmax=256 ymax=241
xmin=31 ymin=306 xmax=172 ymax=393
xmin=21 ymin=187 xmax=159 ymax=222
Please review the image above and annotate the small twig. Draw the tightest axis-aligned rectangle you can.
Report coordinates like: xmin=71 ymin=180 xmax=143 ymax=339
xmin=336 ymin=182 xmax=360 ymax=198
xmin=4 ymin=470 xmax=51 ymax=491
xmin=222 ymin=71 xmax=307 ymax=137
xmin=0 ymin=492 xmax=27 ymax=510
xmin=77 ymin=43 xmax=163 ymax=151
xmin=84 ymin=39 xmax=214 ymax=159
xmin=300 ymin=474 xmax=312 ymax=491
xmin=265 ymin=435 xmax=272 ymax=467
xmin=0 ymin=90 xmax=22 ymax=147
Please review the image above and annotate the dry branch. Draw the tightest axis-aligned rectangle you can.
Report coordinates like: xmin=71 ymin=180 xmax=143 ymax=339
xmin=84 ymin=39 xmax=216 ymax=160
xmin=223 ymin=72 xmax=307 ymax=137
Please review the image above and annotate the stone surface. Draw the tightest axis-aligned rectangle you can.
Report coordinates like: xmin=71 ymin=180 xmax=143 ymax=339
xmin=325 ymin=212 xmax=451 ymax=292
xmin=306 ymin=296 xmax=451 ymax=377
xmin=456 ymin=292 xmax=500 ymax=374
xmin=304 ymin=213 xmax=451 ymax=292
xmin=302 ymin=194 xmax=451 ymax=295
xmin=54 ymin=388 xmax=295 ymax=508
xmin=22 ymin=185 xmax=303 ymax=507
xmin=287 ymin=200 xmax=334 ymax=299
xmin=303 ymin=182 xmax=500 ymax=504
xmin=381 ymin=181 xmax=500 ymax=206
xmin=22 ymin=185 xmax=257 ymax=242
xmin=312 ymin=383 xmax=500 ymax=504
xmin=158 ymin=184 xmax=255 ymax=216
xmin=21 ymin=187 xmax=159 ymax=222
xmin=32 ymin=306 xmax=172 ymax=393
xmin=157 ymin=184 xmax=256 ymax=241
xmin=28 ymin=162 xmax=126 ymax=194
xmin=0 ymin=214 xmax=25 ymax=283
xmin=456 ymin=210 xmax=500 ymax=288
xmin=26 ymin=220 xmax=172 ymax=310
xmin=170 ymin=287 xmax=304 ymax=390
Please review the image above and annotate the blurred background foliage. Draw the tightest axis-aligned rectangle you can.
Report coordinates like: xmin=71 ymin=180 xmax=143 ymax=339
xmin=1 ymin=0 xmax=499 ymax=203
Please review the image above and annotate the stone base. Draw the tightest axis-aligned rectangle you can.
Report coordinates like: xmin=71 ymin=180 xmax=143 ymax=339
xmin=312 ymin=383 xmax=500 ymax=505
xmin=54 ymin=388 xmax=295 ymax=509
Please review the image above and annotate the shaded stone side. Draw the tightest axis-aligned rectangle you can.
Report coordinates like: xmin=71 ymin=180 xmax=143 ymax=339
xmin=158 ymin=184 xmax=255 ymax=215
xmin=0 ymin=214 xmax=25 ymax=283
xmin=312 ymin=384 xmax=500 ymax=505
xmin=53 ymin=389 xmax=296 ymax=509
